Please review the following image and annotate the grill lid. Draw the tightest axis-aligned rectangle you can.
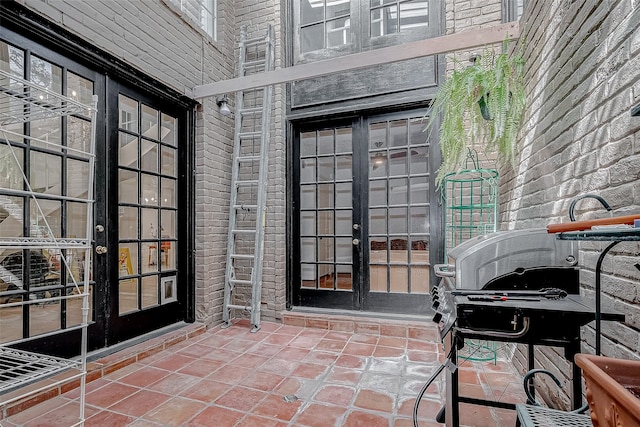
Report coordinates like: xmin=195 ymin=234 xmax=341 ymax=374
xmin=445 ymin=228 xmax=577 ymax=290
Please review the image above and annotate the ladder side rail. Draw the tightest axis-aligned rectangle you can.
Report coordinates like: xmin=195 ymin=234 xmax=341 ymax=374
xmin=249 ymin=26 xmax=275 ymax=330
xmin=222 ymin=27 xmax=249 ymax=326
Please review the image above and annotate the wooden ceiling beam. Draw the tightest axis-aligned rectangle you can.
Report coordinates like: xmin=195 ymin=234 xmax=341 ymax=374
xmin=193 ymin=22 xmax=519 ymax=99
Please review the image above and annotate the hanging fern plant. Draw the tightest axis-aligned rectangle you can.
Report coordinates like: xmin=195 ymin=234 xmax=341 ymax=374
xmin=426 ymin=40 xmax=526 ymax=187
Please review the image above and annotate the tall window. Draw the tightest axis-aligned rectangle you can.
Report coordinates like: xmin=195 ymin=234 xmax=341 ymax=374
xmin=300 ymin=0 xmax=351 ymax=53
xmin=166 ymin=0 xmax=216 ymax=40
xmin=370 ymin=0 xmax=428 ymax=37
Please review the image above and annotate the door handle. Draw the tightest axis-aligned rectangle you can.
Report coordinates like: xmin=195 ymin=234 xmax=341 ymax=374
xmin=95 ymin=245 xmax=108 ymax=254
xmin=352 ymin=239 xmax=360 ymax=246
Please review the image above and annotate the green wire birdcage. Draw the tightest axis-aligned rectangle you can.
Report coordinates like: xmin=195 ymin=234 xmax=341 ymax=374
xmin=442 ymin=150 xmax=499 ymax=363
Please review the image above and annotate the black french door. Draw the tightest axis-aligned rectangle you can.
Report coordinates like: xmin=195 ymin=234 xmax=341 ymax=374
xmin=292 ymin=111 xmax=442 ymax=314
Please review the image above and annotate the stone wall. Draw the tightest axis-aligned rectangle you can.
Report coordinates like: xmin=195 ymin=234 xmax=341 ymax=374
xmin=503 ymin=0 xmax=640 ymax=408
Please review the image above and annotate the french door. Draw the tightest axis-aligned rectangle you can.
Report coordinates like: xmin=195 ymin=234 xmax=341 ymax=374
xmin=0 ymin=26 xmax=191 ymax=355
xmin=292 ymin=111 xmax=441 ymax=314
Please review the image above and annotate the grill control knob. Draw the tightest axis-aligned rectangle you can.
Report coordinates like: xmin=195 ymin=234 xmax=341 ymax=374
xmin=432 ymin=312 xmax=442 ymax=323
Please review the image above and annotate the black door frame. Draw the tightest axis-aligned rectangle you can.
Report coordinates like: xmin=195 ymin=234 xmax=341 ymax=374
xmin=0 ymin=2 xmax=196 ymax=355
xmin=290 ymin=109 xmax=442 ymax=315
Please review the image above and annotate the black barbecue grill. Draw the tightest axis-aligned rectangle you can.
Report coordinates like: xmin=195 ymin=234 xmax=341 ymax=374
xmin=431 ymin=228 xmax=625 ymax=427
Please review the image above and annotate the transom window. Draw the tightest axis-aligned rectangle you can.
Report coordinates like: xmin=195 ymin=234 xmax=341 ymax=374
xmin=370 ymin=0 xmax=428 ymax=37
xmin=300 ymin=0 xmax=351 ymax=53
xmin=166 ymin=0 xmax=217 ymax=40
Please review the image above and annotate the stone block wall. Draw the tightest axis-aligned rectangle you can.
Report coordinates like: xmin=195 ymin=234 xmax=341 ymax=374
xmin=503 ymin=0 xmax=640 ymax=409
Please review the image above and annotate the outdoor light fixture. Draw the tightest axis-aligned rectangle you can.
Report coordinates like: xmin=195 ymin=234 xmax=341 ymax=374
xmin=216 ymin=94 xmax=232 ymax=116
xmin=372 ymin=141 xmax=386 ymax=170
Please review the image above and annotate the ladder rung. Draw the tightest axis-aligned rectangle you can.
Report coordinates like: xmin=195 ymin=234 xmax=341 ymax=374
xmin=242 ymin=37 xmax=265 ymax=47
xmin=233 ymin=204 xmax=257 ymax=209
xmin=237 ymin=155 xmax=260 ymax=162
xmin=229 ymin=279 xmax=252 ymax=286
xmin=227 ymin=303 xmax=252 ymax=311
xmin=240 ymin=107 xmax=262 ymax=115
xmin=231 ymin=254 xmax=254 ymax=259
xmin=236 ymin=180 xmax=259 ymax=186
xmin=238 ymin=131 xmax=262 ymax=139
xmin=232 ymin=229 xmax=257 ymax=234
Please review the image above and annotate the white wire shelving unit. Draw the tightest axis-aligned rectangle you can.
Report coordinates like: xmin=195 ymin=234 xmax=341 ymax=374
xmin=0 ymin=68 xmax=97 ymax=426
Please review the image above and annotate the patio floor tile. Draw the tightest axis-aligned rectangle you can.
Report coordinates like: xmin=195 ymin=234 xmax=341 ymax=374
xmin=2 ymin=319 xmax=528 ymax=426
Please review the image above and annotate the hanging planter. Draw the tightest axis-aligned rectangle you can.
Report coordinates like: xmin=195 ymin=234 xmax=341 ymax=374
xmin=425 ymin=40 xmax=526 ymax=187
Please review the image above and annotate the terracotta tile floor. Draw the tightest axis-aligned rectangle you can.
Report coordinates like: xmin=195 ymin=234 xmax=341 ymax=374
xmin=1 ymin=319 xmax=527 ymax=426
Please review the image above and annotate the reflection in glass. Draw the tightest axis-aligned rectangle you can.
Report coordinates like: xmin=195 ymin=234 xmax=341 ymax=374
xmin=141 ymin=275 xmax=158 ymax=309
xmin=300 ymin=131 xmax=316 ymax=156
xmin=327 ymin=17 xmax=351 ymax=47
xmin=410 ymin=266 xmax=429 ymax=293
xmin=161 ymin=241 xmax=175 ymax=270
xmin=300 ymin=158 xmax=316 ymax=183
xmin=118 ymin=169 xmax=138 ymax=204
xmin=141 ymin=140 xmax=158 ymax=172
xmin=389 ymin=207 xmax=407 ymax=234
xmin=67 ymin=202 xmax=88 ymax=239
xmin=410 ymin=176 xmax=428 ymax=203
xmin=399 ymin=0 xmax=429 ymax=32
xmin=335 ymin=155 xmax=352 ymax=181
xmin=389 ymin=266 xmax=408 ymax=293
xmin=301 ymin=264 xmax=316 ymax=289
xmin=335 ymin=182 xmax=352 ymax=208
xmin=30 ymin=56 xmax=62 ymax=94
xmin=161 ymin=146 xmax=176 ymax=176
xmin=335 ymin=210 xmax=351 ymax=235
xmin=389 ymin=149 xmax=408 ymax=175
xmin=30 ymin=199 xmax=61 ymax=238
xmin=389 ymin=120 xmax=407 ymax=147
xmin=410 ymin=206 xmax=428 ymax=234
xmin=335 ymin=264 xmax=352 ymax=291
xmin=369 ymin=208 xmax=387 ymax=234
xmin=119 ymin=132 xmax=138 ymax=167
xmin=0 ymin=144 xmax=24 ymax=190
xmin=30 ymin=299 xmax=61 ymax=336
xmin=335 ymin=127 xmax=352 ymax=154
xmin=0 ymin=196 xmax=23 ymax=239
xmin=141 ymin=174 xmax=158 ymax=206
xmin=30 ymin=117 xmax=62 ymax=150
xmin=119 ymin=278 xmax=138 ymax=315
xmin=67 ymin=72 xmax=94 ymax=106
xmin=369 ymin=180 xmax=387 ymax=206
xmin=300 ymin=238 xmax=316 ymax=262
xmin=318 ymin=237 xmax=334 ymax=262
xmin=300 ymin=184 xmax=316 ymax=209
xmin=141 ymin=208 xmax=159 ymax=239
xmin=409 ymin=147 xmax=428 ymax=174
xmin=301 ymin=24 xmax=324 ymax=53
xmin=301 ymin=0 xmax=324 ymax=25
xmin=30 ymin=152 xmax=61 ymax=195
xmin=68 ymin=116 xmax=92 ymax=157
xmin=119 ymin=206 xmax=139 ymax=240
xmin=119 ymin=95 xmax=138 ymax=132
xmin=161 ymin=113 xmax=177 ymax=145
xmin=142 ymin=241 xmax=159 ymax=274
xmin=67 ymin=159 xmax=89 ymax=199
xmin=0 ymin=306 xmax=23 ymax=343
xmin=317 ymin=183 xmax=334 ymax=208
xmin=161 ymin=178 xmax=175 ymax=208
xmin=336 ymin=238 xmax=352 ymax=263
xmin=317 ymin=130 xmax=334 ymax=156
xmin=318 ymin=264 xmax=333 ymax=289
xmin=300 ymin=211 xmax=316 ymax=236
xmin=318 ymin=211 xmax=334 ymax=235
xmin=141 ymin=105 xmax=159 ymax=139
xmin=119 ymin=243 xmax=138 ymax=277
xmin=389 ymin=178 xmax=408 ymax=205
xmin=161 ymin=210 xmax=176 ymax=239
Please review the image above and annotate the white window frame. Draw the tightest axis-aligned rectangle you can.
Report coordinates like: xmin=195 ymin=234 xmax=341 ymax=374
xmin=164 ymin=0 xmax=217 ymax=41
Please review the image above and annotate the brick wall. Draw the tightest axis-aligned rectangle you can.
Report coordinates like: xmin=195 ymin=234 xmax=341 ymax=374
xmin=503 ymin=0 xmax=640 ymax=408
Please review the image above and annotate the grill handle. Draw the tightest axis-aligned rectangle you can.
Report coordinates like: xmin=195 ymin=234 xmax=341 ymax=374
xmin=456 ymin=317 xmax=530 ymax=339
xmin=434 ymin=264 xmax=455 ymax=278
